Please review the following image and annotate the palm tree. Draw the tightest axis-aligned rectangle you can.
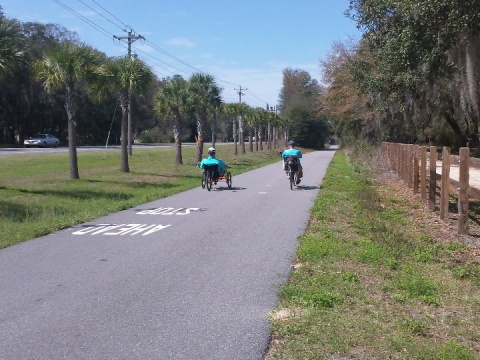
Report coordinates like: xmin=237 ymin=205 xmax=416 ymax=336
xmin=266 ymin=110 xmax=282 ymax=149
xmin=210 ymin=107 xmax=219 ymax=148
xmin=154 ymin=75 xmax=189 ymax=165
xmin=96 ymin=56 xmax=153 ymax=172
xmin=0 ymin=17 xmax=30 ymax=144
xmin=36 ymin=42 xmax=101 ymax=179
xmin=222 ymin=103 xmax=247 ymax=155
xmin=0 ymin=17 xmax=28 ymax=79
xmin=244 ymin=107 xmax=257 ymax=152
xmin=188 ymin=73 xmax=222 ymax=162
xmin=253 ymin=107 xmax=267 ymax=151
xmin=278 ymin=115 xmax=293 ymax=147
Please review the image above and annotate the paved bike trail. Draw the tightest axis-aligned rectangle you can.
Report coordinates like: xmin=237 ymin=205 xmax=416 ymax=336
xmin=0 ymin=150 xmax=336 ymax=360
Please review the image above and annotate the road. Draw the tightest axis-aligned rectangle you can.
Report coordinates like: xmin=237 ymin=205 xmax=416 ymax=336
xmin=0 ymin=144 xmax=196 ymax=156
xmin=0 ymin=150 xmax=336 ymax=360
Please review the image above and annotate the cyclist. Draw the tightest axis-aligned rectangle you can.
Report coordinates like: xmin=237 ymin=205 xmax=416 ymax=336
xmin=281 ymin=140 xmax=303 ymax=184
xmin=199 ymin=147 xmax=227 ymax=180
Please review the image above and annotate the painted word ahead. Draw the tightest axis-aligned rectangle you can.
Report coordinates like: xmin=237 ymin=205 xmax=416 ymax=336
xmin=71 ymin=207 xmax=204 ymax=236
xmin=72 ymin=223 xmax=170 ymax=236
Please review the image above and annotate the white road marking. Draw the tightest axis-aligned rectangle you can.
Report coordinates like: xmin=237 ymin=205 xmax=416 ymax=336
xmin=72 ymin=223 xmax=171 ymax=236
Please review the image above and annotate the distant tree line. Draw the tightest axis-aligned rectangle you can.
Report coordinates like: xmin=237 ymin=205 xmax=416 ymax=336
xmin=317 ymin=0 xmax=480 ymax=153
xmin=0 ymin=5 xmax=331 ymax=179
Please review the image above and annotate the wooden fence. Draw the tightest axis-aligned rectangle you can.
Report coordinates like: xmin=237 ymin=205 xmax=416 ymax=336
xmin=382 ymin=142 xmax=474 ymax=235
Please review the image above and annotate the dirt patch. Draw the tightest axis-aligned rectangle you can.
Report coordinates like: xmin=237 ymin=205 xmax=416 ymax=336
xmin=378 ymin=170 xmax=480 ymax=261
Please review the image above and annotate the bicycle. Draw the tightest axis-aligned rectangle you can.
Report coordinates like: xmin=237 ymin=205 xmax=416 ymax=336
xmin=284 ymin=155 xmax=299 ymax=190
xmin=201 ymin=164 xmax=232 ymax=191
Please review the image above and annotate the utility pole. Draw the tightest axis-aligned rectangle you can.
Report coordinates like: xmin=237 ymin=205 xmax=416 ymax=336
xmin=234 ymin=86 xmax=247 ymax=103
xmin=234 ymin=86 xmax=247 ymax=154
xmin=114 ymin=29 xmax=144 ymax=156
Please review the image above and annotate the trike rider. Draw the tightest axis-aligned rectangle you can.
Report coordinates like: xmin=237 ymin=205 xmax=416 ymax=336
xmin=281 ymin=140 xmax=303 ymax=184
xmin=199 ymin=147 xmax=228 ymax=181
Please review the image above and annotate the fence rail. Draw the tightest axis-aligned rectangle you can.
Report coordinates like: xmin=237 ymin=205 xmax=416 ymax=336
xmin=382 ymin=142 xmax=473 ymax=234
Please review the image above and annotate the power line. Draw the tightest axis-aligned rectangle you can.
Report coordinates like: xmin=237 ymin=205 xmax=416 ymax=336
xmin=52 ymin=0 xmax=275 ymax=107
xmin=246 ymin=90 xmax=269 ymax=106
xmin=144 ymin=40 xmax=206 ymax=75
xmin=131 ymin=45 xmax=192 ymax=76
xmin=89 ymin=0 xmax=129 ymax=29
xmin=76 ymin=0 xmax=124 ymax=31
xmin=52 ymin=0 xmax=113 ymax=40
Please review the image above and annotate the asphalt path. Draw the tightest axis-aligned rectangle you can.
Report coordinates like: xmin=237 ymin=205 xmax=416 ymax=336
xmin=0 ymin=150 xmax=336 ymax=360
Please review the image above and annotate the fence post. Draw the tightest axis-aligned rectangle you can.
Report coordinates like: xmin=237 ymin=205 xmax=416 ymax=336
xmin=440 ymin=147 xmax=451 ymax=220
xmin=429 ymin=146 xmax=437 ymax=211
xmin=421 ymin=146 xmax=427 ymax=201
xmin=413 ymin=145 xmax=419 ymax=193
xmin=407 ymin=144 xmax=414 ymax=188
xmin=400 ymin=144 xmax=404 ymax=180
xmin=458 ymin=147 xmax=470 ymax=234
xmin=397 ymin=143 xmax=401 ymax=174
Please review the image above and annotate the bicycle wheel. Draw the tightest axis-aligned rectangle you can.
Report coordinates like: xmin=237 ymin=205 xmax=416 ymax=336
xmin=289 ymin=172 xmax=294 ymax=190
xmin=201 ymin=172 xmax=206 ymax=189
xmin=226 ymin=172 xmax=232 ymax=189
xmin=293 ymin=172 xmax=298 ymax=187
xmin=206 ymin=172 xmax=212 ymax=191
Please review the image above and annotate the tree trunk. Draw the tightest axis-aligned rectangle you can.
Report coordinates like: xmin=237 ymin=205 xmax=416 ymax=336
xmin=258 ymin=127 xmax=263 ymax=151
xmin=442 ymin=94 xmax=467 ymax=147
xmin=238 ymin=115 xmax=245 ymax=154
xmin=249 ymin=126 xmax=254 ymax=152
xmin=211 ymin=111 xmax=217 ymax=148
xmin=233 ymin=117 xmax=238 ymax=155
xmin=195 ymin=105 xmax=210 ymax=161
xmin=466 ymin=34 xmax=480 ymax=131
xmin=466 ymin=36 xmax=479 ymax=118
xmin=267 ymin=122 xmax=272 ymax=150
xmin=273 ymin=127 xmax=277 ymax=149
xmin=195 ymin=119 xmax=204 ymax=162
xmin=173 ymin=121 xmax=183 ymax=165
xmin=128 ymin=91 xmax=132 ymax=157
xmin=120 ymin=97 xmax=129 ymax=173
xmin=66 ymin=86 xmax=79 ymax=179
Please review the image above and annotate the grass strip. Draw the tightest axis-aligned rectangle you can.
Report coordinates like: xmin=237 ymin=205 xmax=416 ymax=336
xmin=0 ymin=145 xmax=281 ymax=248
xmin=267 ymin=150 xmax=480 ymax=360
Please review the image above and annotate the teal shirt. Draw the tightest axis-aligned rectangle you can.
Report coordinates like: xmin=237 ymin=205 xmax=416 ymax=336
xmin=199 ymin=156 xmax=227 ymax=170
xmin=282 ymin=149 xmax=302 ymax=163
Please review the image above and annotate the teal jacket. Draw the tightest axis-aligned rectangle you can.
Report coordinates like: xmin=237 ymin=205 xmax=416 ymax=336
xmin=281 ymin=149 xmax=302 ymax=163
xmin=199 ymin=156 xmax=227 ymax=171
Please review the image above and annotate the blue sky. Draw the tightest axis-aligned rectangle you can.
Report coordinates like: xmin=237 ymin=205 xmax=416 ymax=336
xmin=2 ymin=0 xmax=361 ymax=108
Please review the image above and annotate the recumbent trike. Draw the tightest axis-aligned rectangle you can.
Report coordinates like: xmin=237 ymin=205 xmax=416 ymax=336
xmin=201 ymin=164 xmax=232 ymax=191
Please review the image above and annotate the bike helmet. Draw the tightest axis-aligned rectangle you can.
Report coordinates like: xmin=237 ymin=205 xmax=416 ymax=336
xmin=288 ymin=140 xmax=295 ymax=145
xmin=208 ymin=147 xmax=216 ymax=155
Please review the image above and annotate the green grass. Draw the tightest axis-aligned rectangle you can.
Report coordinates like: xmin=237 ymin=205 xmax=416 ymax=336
xmin=267 ymin=150 xmax=480 ymax=359
xmin=0 ymin=144 xmax=281 ymax=248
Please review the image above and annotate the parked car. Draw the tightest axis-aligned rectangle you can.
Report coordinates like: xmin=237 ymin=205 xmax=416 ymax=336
xmin=24 ymin=134 xmax=60 ymax=148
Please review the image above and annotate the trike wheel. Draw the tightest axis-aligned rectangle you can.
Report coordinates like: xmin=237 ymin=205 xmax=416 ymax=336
xmin=206 ymin=172 xmax=212 ymax=191
xmin=201 ymin=172 xmax=206 ymax=189
xmin=226 ymin=172 xmax=232 ymax=189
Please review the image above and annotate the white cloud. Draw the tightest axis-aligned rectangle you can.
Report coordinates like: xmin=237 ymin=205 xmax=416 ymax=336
xmin=164 ymin=37 xmax=196 ymax=48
